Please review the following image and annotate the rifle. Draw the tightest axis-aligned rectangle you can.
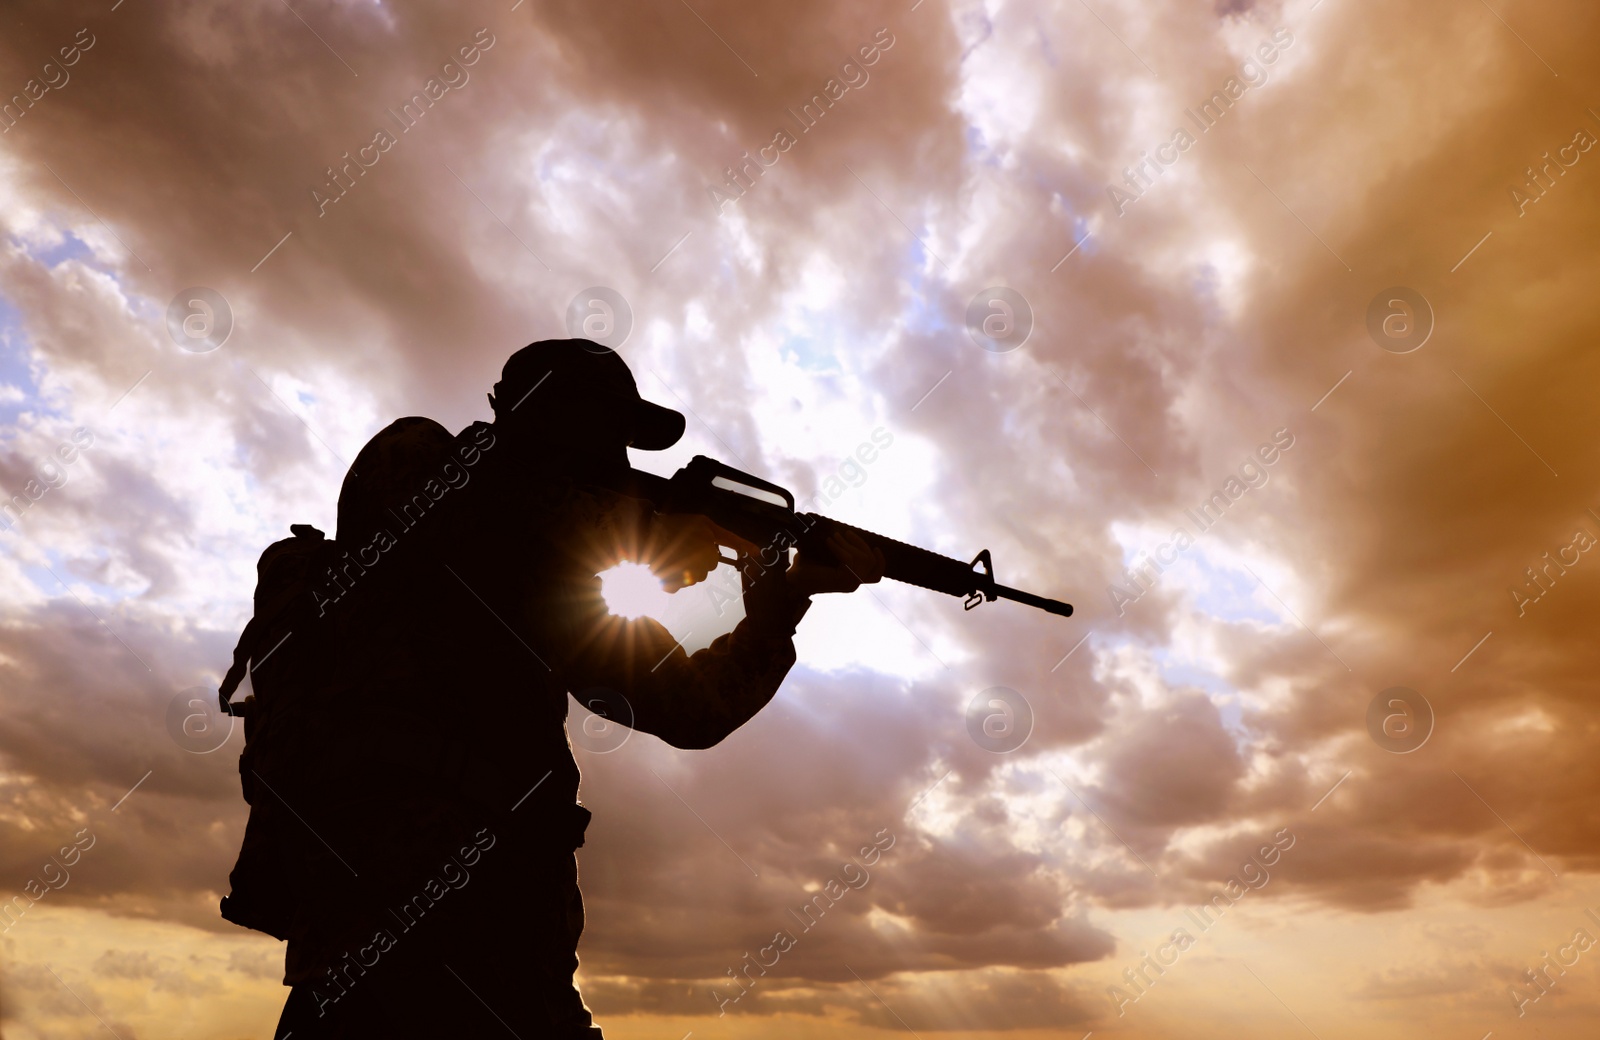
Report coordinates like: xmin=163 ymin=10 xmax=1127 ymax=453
xmin=610 ymin=455 xmax=1073 ymax=618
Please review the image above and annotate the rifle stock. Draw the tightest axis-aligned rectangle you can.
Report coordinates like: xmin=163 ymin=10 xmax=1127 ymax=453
xmin=612 ymin=455 xmax=1073 ymax=619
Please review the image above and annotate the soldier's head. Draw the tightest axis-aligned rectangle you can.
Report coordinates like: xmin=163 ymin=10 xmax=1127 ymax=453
xmin=489 ymin=339 xmax=685 ymax=474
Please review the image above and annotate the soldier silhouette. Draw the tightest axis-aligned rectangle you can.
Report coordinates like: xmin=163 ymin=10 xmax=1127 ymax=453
xmin=225 ymin=339 xmax=885 ymax=1038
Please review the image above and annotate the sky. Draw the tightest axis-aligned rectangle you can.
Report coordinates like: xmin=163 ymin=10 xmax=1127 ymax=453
xmin=1 ymin=0 xmax=1599 ymax=1036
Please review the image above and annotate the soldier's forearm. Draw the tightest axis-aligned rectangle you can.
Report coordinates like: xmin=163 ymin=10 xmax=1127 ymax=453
xmin=627 ymin=570 xmax=809 ymax=749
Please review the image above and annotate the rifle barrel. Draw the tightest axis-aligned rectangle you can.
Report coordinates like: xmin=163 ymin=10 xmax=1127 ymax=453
xmin=988 ymin=582 xmax=1074 ymax=617
xmin=801 ymin=515 xmax=1072 ymax=617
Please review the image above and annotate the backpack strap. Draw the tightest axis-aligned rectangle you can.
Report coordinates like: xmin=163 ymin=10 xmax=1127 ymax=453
xmin=218 ymin=616 xmax=259 ymax=715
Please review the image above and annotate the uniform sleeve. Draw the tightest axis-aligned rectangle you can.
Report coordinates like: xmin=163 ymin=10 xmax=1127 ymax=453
xmin=532 ymin=481 xmax=813 ymax=750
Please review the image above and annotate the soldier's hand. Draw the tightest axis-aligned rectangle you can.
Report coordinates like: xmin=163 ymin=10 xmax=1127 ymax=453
xmin=649 ymin=515 xmax=757 ymax=592
xmin=787 ymin=529 xmax=886 ymax=596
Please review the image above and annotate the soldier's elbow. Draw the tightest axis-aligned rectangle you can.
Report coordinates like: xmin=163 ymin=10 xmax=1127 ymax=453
xmin=661 ymin=727 xmax=728 ymax=751
xmin=651 ymin=712 xmax=746 ymax=750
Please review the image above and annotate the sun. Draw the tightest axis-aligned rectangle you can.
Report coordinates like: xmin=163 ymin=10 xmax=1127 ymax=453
xmin=598 ymin=561 xmax=670 ymax=620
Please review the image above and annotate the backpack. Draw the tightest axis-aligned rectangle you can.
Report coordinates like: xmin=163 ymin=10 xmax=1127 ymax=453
xmin=216 ymin=523 xmax=344 ymax=940
xmin=217 ymin=417 xmax=463 ymax=940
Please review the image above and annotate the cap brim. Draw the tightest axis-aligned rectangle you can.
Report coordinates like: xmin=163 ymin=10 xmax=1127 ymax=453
xmin=630 ymin=400 xmax=686 ymax=450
